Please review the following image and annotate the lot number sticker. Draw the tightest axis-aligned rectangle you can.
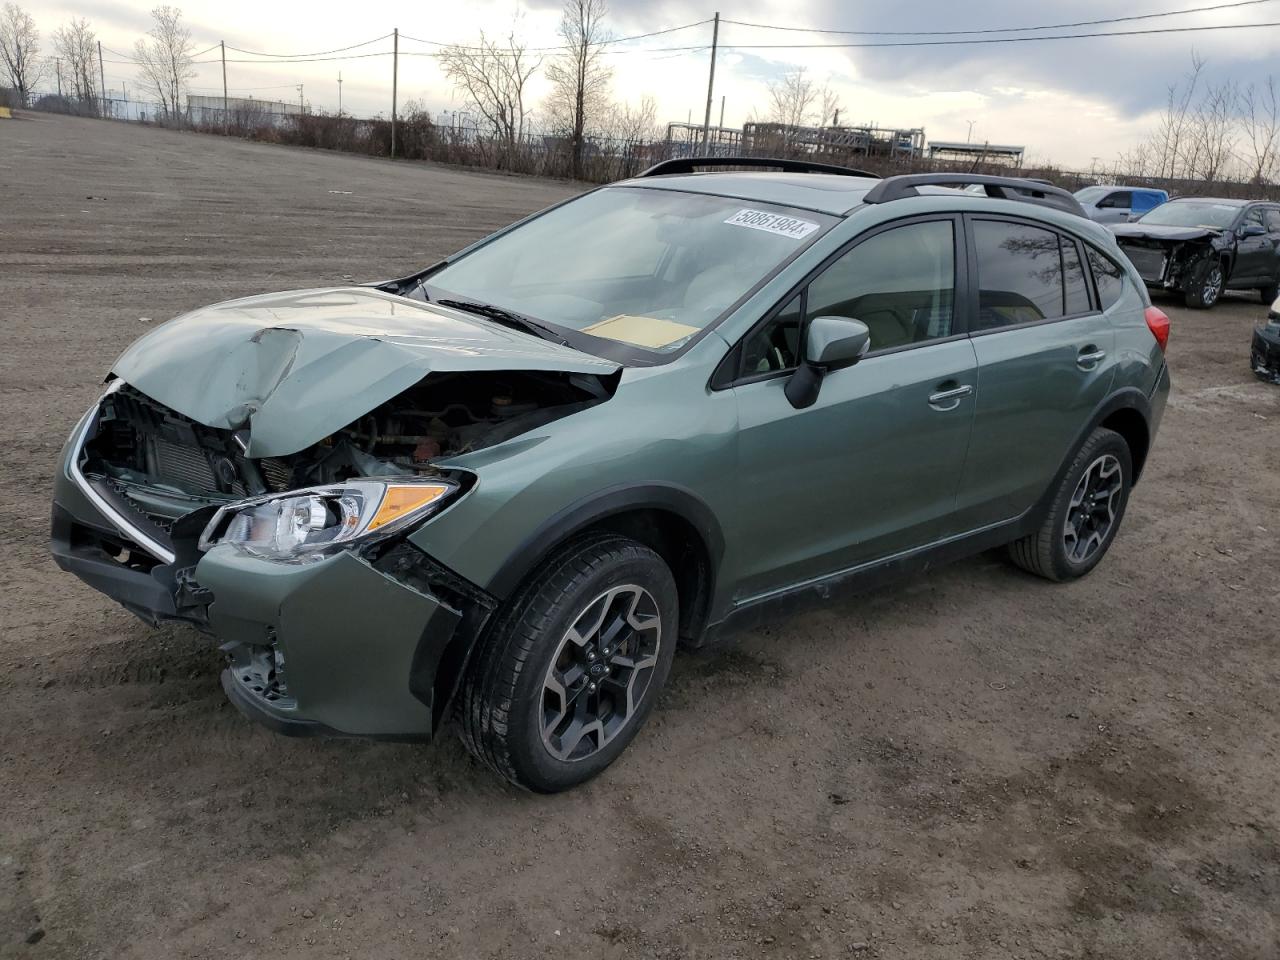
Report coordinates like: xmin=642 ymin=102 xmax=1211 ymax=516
xmin=724 ymin=208 xmax=820 ymax=240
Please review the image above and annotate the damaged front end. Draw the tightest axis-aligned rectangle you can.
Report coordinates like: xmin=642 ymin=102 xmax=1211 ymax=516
xmin=52 ymin=316 xmax=618 ymax=737
xmin=1112 ymin=226 xmax=1227 ymax=294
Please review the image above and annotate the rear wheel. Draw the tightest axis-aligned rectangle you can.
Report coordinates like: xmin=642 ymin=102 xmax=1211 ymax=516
xmin=459 ymin=533 xmax=677 ymax=792
xmin=1008 ymin=427 xmax=1132 ymax=582
xmin=1184 ymin=260 xmax=1226 ymax=309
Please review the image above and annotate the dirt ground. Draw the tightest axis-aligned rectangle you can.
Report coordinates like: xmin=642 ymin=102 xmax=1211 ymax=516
xmin=2 ymin=113 xmax=1278 ymax=960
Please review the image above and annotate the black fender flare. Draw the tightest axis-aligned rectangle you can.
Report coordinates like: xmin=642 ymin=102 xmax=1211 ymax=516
xmin=484 ymin=482 xmax=725 ymax=601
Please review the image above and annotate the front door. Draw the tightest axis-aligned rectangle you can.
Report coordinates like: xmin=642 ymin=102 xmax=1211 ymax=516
xmin=726 ymin=217 xmax=979 ymax=600
xmin=1232 ymin=206 xmax=1272 ymax=285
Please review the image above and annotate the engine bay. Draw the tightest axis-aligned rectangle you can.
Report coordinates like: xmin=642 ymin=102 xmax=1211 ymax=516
xmin=84 ymin=370 xmax=614 ymax=531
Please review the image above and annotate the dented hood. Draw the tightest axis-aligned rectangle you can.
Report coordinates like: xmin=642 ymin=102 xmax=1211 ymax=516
xmin=111 ymin=287 xmax=618 ymax=457
xmin=1111 ymin=223 xmax=1224 ymax=244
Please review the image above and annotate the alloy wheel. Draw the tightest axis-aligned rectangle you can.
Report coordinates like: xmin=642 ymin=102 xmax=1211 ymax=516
xmin=1203 ymin=266 xmax=1224 ymax=305
xmin=540 ymin=584 xmax=662 ymax=762
xmin=1063 ymin=454 xmax=1123 ymax=564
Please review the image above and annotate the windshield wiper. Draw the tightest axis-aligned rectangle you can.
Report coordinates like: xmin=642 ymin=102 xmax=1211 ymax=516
xmin=435 ymin=298 xmax=568 ymax=346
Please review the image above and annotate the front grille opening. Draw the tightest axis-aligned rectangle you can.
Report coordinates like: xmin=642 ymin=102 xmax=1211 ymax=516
xmin=86 ymin=385 xmax=296 ymax=501
xmin=69 ymin=521 xmax=163 ymax=573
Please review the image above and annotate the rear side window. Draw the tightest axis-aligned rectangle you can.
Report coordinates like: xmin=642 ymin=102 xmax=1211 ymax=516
xmin=1098 ymin=191 xmax=1132 ymax=209
xmin=1062 ymin=241 xmax=1090 ymax=315
xmin=1086 ymin=246 xmax=1125 ymax=310
xmin=973 ymin=220 xmax=1076 ymax=330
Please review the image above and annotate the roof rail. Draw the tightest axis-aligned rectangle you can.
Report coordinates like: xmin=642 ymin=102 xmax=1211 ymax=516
xmin=862 ymin=173 xmax=1087 ymax=218
xmin=638 ymin=156 xmax=882 ymax=180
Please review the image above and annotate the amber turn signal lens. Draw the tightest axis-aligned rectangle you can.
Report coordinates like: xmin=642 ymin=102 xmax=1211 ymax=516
xmin=368 ymin=483 xmax=452 ymax=531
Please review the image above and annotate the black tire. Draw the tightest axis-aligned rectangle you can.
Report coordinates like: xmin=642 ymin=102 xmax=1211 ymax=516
xmin=1260 ymin=282 xmax=1278 ymax=305
xmin=459 ymin=533 xmax=678 ymax=793
xmin=1007 ymin=427 xmax=1133 ymax=582
xmin=1183 ymin=259 xmax=1226 ymax=309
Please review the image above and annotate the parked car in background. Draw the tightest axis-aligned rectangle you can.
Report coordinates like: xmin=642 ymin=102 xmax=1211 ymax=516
xmin=51 ymin=161 xmax=1170 ymax=792
xmin=1252 ymin=294 xmax=1280 ymax=383
xmin=1111 ymin=197 xmax=1280 ymax=309
xmin=1074 ymin=185 xmax=1169 ymax=224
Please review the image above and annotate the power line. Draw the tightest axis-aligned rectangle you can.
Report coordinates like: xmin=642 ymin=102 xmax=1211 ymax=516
xmin=719 ymin=19 xmax=1280 ymax=48
xmin=398 ymin=19 xmax=711 ymax=54
xmin=224 ymin=33 xmax=391 ymax=58
xmin=721 ymin=0 xmax=1280 ymax=36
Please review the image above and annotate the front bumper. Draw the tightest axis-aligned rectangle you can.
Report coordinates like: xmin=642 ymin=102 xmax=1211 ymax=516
xmin=1252 ymin=322 xmax=1280 ymax=384
xmin=51 ymin=397 xmax=496 ymax=740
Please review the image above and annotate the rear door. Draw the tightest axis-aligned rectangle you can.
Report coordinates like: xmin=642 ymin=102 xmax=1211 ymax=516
xmin=948 ymin=216 xmax=1115 ymax=533
xmin=727 ymin=216 xmax=978 ymax=599
xmin=1094 ymin=191 xmax=1134 ymax=224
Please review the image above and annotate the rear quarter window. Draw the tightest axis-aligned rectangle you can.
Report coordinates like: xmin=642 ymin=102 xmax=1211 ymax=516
xmin=1086 ymin=245 xmax=1126 ymax=311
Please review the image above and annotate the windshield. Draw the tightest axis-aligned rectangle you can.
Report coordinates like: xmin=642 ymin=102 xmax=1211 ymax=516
xmin=1074 ymin=186 xmax=1110 ymax=203
xmin=1136 ymin=200 xmax=1240 ymax=229
xmin=425 ymin=186 xmax=837 ymax=358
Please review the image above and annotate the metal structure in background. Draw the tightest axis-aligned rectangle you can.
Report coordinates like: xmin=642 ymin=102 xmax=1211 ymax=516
xmin=187 ymin=94 xmax=301 ymax=129
xmin=928 ymin=140 xmax=1026 ymax=167
xmin=664 ymin=121 xmax=925 ymax=163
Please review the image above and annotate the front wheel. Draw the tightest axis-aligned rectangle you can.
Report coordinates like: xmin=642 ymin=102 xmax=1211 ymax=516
xmin=459 ymin=533 xmax=678 ymax=792
xmin=1008 ymin=427 xmax=1133 ymax=582
xmin=1259 ymin=281 xmax=1278 ymax=305
xmin=1184 ymin=260 xmax=1226 ymax=309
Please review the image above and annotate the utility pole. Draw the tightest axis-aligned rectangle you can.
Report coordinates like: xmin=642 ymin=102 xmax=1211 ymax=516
xmin=220 ymin=41 xmax=228 ymax=134
xmin=338 ymin=71 xmax=342 ymax=116
xmin=97 ymin=40 xmax=106 ymax=117
xmin=966 ymin=119 xmax=976 ymax=142
xmin=55 ymin=58 xmax=62 ymax=97
xmin=718 ymin=95 xmax=724 ymax=130
xmin=700 ymin=12 xmax=719 ymax=153
xmin=298 ymin=83 xmax=304 ymax=113
xmin=391 ymin=27 xmax=399 ymax=158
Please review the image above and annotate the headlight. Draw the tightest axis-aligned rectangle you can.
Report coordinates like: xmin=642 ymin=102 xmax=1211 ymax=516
xmin=199 ymin=478 xmax=459 ymax=561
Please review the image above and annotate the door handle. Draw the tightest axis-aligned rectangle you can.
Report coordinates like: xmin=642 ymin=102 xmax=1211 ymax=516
xmin=1077 ymin=346 xmax=1107 ymax=369
xmin=927 ymin=384 xmax=973 ymax=411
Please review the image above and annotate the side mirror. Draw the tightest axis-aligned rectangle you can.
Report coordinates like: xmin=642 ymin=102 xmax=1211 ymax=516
xmin=1240 ymin=223 xmax=1266 ymax=238
xmin=784 ymin=316 xmax=871 ymax=409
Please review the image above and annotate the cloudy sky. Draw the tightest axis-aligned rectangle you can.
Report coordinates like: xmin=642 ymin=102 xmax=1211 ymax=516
xmin=31 ymin=0 xmax=1280 ymax=169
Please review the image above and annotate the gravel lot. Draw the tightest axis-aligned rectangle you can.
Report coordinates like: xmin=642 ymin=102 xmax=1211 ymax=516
xmin=2 ymin=113 xmax=1279 ymax=960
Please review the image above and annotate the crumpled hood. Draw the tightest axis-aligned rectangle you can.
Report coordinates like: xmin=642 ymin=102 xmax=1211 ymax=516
xmin=1111 ymin=223 xmax=1224 ymax=243
xmin=111 ymin=287 xmax=618 ymax=457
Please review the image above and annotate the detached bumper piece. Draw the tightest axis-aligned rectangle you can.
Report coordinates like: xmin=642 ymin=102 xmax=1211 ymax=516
xmin=1253 ymin=323 xmax=1280 ymax=384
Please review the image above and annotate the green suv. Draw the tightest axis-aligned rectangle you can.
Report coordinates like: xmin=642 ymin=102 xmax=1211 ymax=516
xmin=51 ymin=160 xmax=1171 ymax=792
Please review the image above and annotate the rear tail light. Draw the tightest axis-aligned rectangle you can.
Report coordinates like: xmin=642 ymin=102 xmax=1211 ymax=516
xmin=1144 ymin=306 xmax=1170 ymax=352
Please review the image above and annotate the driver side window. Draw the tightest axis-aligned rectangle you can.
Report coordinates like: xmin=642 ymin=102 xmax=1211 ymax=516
xmin=739 ymin=219 xmax=957 ymax=377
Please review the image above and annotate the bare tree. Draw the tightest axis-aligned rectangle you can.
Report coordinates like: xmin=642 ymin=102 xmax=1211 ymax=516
xmin=1241 ymin=77 xmax=1280 ymax=184
xmin=1186 ymin=76 xmax=1238 ymax=182
xmin=819 ymin=85 xmax=841 ymax=127
xmin=766 ymin=68 xmax=818 ymax=132
xmin=438 ymin=33 xmax=541 ymax=169
xmin=601 ymin=95 xmax=658 ymax=143
xmin=133 ymin=5 xmax=196 ymax=121
xmin=52 ymin=17 xmax=96 ymax=107
xmin=545 ymin=0 xmax=612 ymax=179
xmin=0 ymin=2 xmax=45 ymax=99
